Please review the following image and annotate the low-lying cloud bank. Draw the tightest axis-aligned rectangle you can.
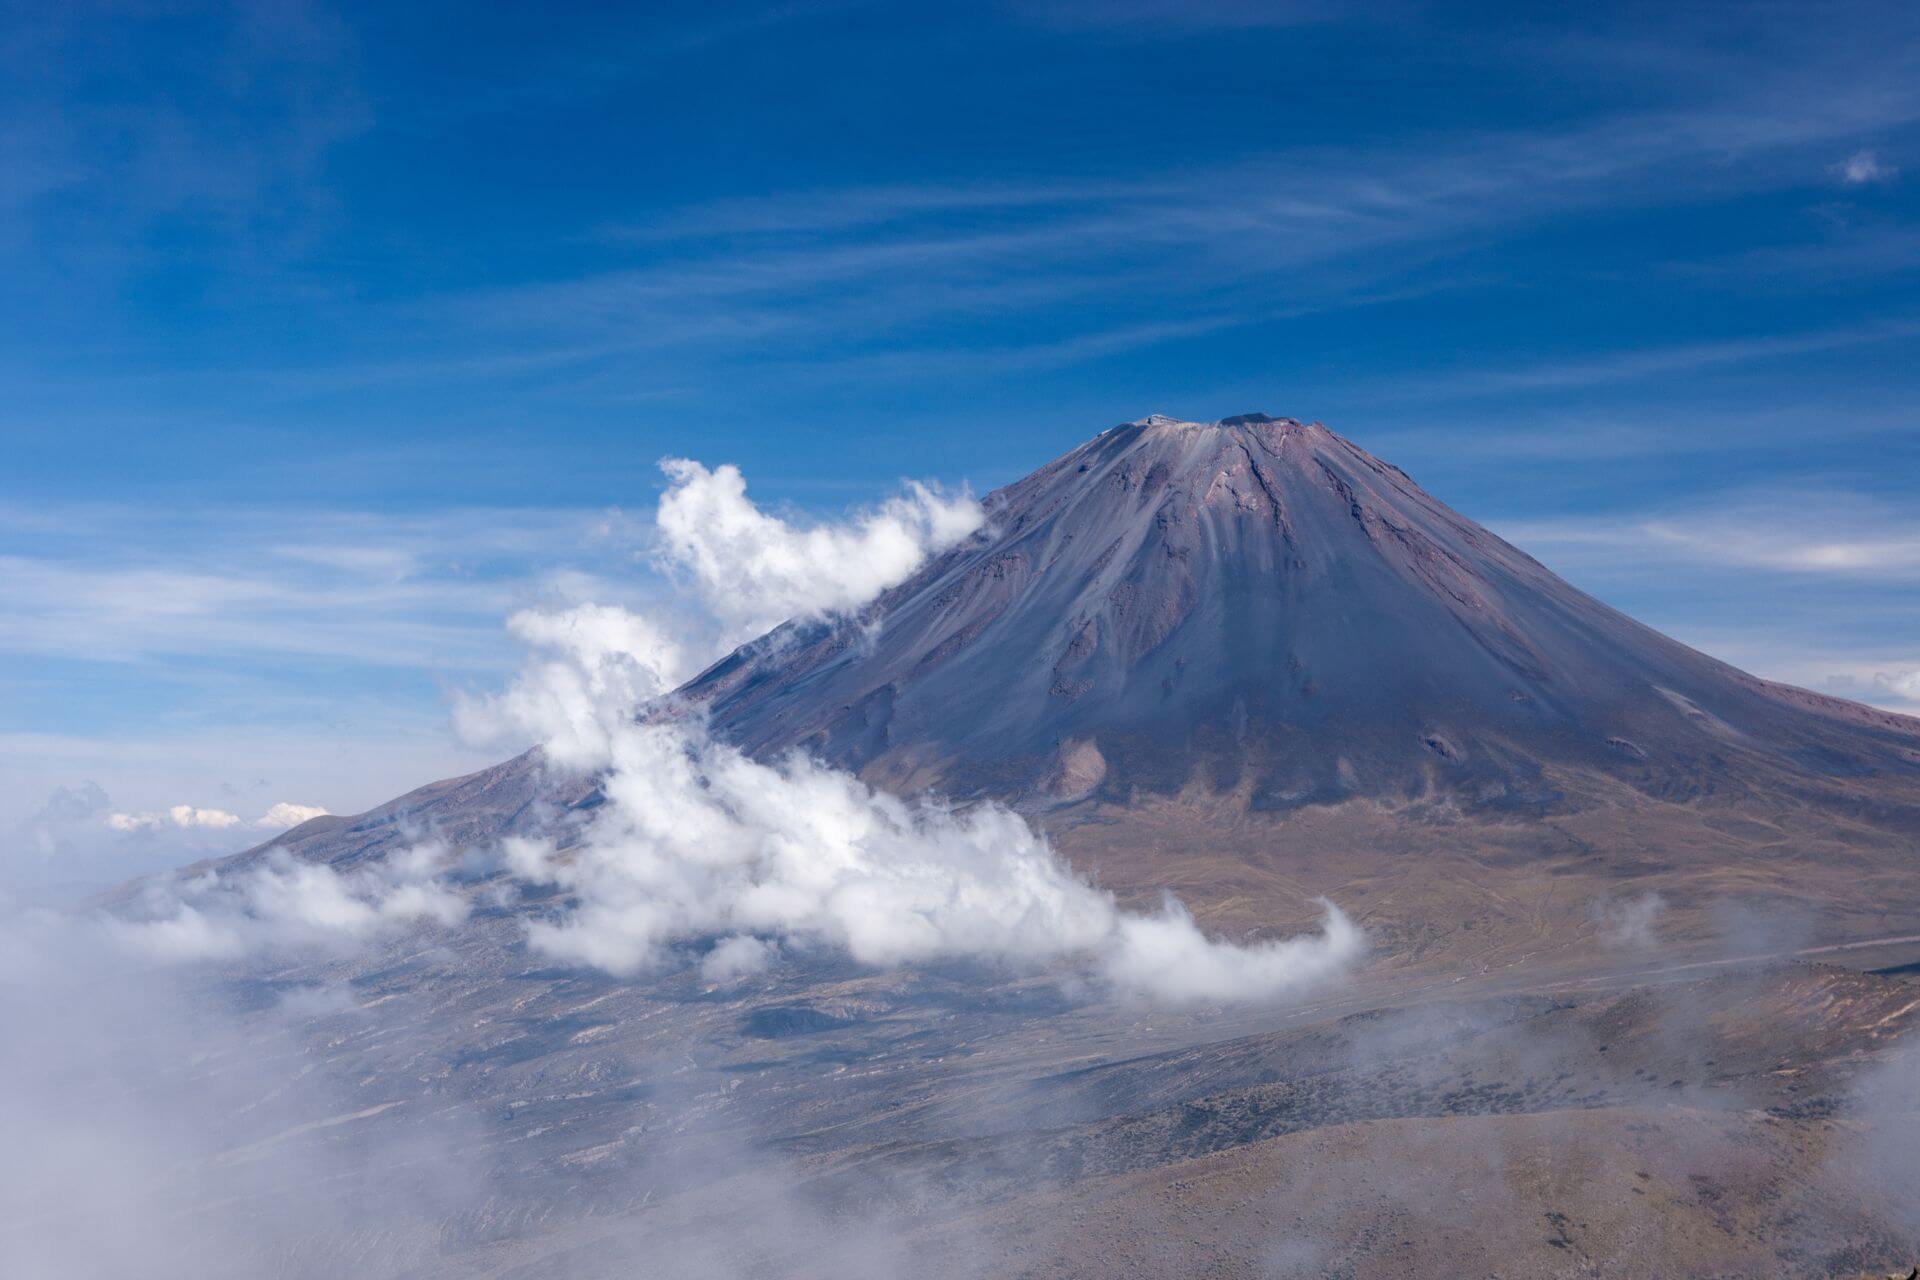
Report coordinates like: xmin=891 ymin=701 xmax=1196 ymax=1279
xmin=108 ymin=843 xmax=467 ymax=963
xmin=502 ymin=716 xmax=1361 ymax=1003
xmin=108 ymin=458 xmax=1362 ymax=1004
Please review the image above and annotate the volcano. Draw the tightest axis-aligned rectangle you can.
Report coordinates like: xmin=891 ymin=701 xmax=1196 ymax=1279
xmin=682 ymin=413 xmax=1920 ymax=813
xmin=243 ymin=412 xmax=1920 ymax=953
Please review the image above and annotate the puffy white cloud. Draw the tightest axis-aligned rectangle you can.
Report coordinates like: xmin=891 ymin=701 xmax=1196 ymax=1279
xmin=453 ymin=603 xmax=692 ymax=770
xmin=107 ymin=804 xmax=242 ymax=832
xmin=105 ymin=843 xmax=467 ymax=962
xmin=510 ymin=719 xmax=1120 ymax=975
xmin=171 ymin=804 xmax=241 ymax=829
xmin=1102 ymin=900 xmax=1363 ymax=1003
xmin=106 ymin=801 xmax=326 ymax=834
xmin=701 ymin=934 xmax=778 ymax=982
xmin=454 ymin=468 xmax=980 ymax=768
xmin=254 ymin=802 xmax=330 ymax=829
xmin=653 ymin=458 xmax=983 ymax=643
xmin=507 ymin=708 xmax=1360 ymax=1004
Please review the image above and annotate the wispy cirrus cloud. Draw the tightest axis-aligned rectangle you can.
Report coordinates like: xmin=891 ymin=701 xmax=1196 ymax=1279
xmin=1008 ymin=0 xmax=1366 ymax=31
xmin=434 ymin=60 xmax=1920 ymax=389
xmin=1499 ymin=493 xmax=1920 ymax=582
xmin=0 ymin=503 xmax=636 ymax=670
xmin=1490 ymin=491 xmax=1920 ymax=712
xmin=1365 ymin=401 xmax=1920 ymax=464
xmin=1409 ymin=316 xmax=1920 ymax=399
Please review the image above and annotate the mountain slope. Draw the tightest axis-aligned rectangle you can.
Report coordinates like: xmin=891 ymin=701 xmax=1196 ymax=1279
xmin=680 ymin=413 xmax=1920 ymax=814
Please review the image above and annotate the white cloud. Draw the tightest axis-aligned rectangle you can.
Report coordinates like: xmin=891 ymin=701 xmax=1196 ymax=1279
xmin=254 ymin=802 xmax=330 ymax=830
xmin=1481 ymin=497 xmax=1920 ymax=715
xmin=0 ymin=502 xmax=598 ymax=671
xmin=453 ymin=603 xmax=693 ymax=770
xmin=1854 ymin=668 xmax=1920 ymax=707
xmin=498 ymin=639 xmax=1360 ymax=1005
xmin=1103 ymin=900 xmax=1363 ymax=1003
xmin=107 ymin=801 xmax=325 ymax=833
xmin=0 ymin=501 xmax=626 ymax=836
xmin=1837 ymin=148 xmax=1896 ymax=184
xmin=457 ymin=41 xmax=1920 ymax=398
xmin=701 ymin=934 xmax=778 ymax=982
xmin=1499 ymin=498 xmax=1920 ymax=582
xmin=1444 ymin=317 xmax=1920 ymax=397
xmin=653 ymin=458 xmax=983 ymax=644
xmin=173 ymin=804 xmax=241 ymax=828
xmin=107 ymin=804 xmax=242 ymax=832
xmin=105 ymin=843 xmax=467 ymax=962
xmin=1639 ymin=521 xmax=1920 ymax=578
xmin=454 ymin=467 xmax=984 ymax=767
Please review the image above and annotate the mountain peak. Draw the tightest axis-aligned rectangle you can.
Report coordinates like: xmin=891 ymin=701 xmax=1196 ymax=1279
xmin=1121 ymin=411 xmax=1313 ymax=432
xmin=683 ymin=414 xmax=1920 ymax=812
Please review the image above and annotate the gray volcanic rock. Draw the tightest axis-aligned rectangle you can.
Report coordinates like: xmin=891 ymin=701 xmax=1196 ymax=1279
xmin=679 ymin=413 xmax=1920 ymax=813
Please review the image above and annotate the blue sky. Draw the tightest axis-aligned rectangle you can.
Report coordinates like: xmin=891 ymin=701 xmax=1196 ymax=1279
xmin=4 ymin=0 xmax=1920 ymax=882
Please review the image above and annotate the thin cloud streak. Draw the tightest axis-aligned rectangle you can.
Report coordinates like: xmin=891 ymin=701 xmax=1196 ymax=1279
xmin=1498 ymin=495 xmax=1920 ymax=582
xmin=1010 ymin=0 xmax=1354 ymax=32
xmin=433 ymin=67 xmax=1920 ymax=388
xmin=1477 ymin=489 xmax=1920 ymax=715
xmin=1407 ymin=317 xmax=1920 ymax=399
xmin=0 ymin=503 xmax=641 ymax=670
xmin=1365 ymin=403 xmax=1920 ymax=464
